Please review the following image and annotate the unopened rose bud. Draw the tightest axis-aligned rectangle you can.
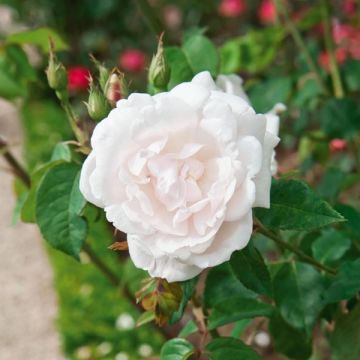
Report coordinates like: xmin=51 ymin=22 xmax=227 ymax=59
xmin=105 ymin=72 xmax=128 ymax=106
xmin=90 ymin=55 xmax=110 ymax=92
xmin=86 ymin=80 xmax=111 ymax=122
xmin=148 ymin=35 xmax=170 ymax=91
xmin=46 ymin=51 xmax=68 ymax=92
xmin=329 ymin=138 xmax=347 ymax=153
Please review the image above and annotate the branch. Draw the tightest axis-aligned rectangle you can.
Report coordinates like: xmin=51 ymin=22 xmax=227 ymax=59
xmin=255 ymin=218 xmax=337 ymax=275
xmin=0 ymin=136 xmax=30 ymax=188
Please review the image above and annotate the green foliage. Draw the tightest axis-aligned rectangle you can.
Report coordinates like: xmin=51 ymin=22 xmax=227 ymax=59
xmin=220 ymin=27 xmax=285 ymax=74
xmin=329 ymin=303 xmax=360 ymax=360
xmin=230 ymin=242 xmax=272 ymax=297
xmin=206 ymin=337 xmax=261 ymax=359
xmin=249 ymin=77 xmax=292 ymax=113
xmin=160 ymin=338 xmax=194 ymax=360
xmin=311 ymin=229 xmax=351 ymax=265
xmin=324 ymin=259 xmax=360 ymax=304
xmin=255 ymin=179 xmax=345 ymax=231
xmin=6 ymin=27 xmax=68 ymax=52
xmin=169 ymin=277 xmax=198 ymax=324
xmin=208 ymin=297 xmax=273 ymax=329
xmin=269 ymin=312 xmax=312 ymax=360
xmin=319 ymin=98 xmax=360 ymax=140
xmin=204 ymin=263 xmax=255 ymax=309
xmin=272 ymin=261 xmax=325 ymax=334
xmin=165 ymin=34 xmax=219 ymax=89
xmin=36 ymin=162 xmax=87 ymax=258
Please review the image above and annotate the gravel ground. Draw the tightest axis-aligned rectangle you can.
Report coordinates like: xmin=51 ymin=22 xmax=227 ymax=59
xmin=0 ymin=99 xmax=65 ymax=360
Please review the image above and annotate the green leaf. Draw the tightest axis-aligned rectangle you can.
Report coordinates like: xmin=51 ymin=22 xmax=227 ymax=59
xmin=208 ymin=297 xmax=273 ymax=329
xmin=6 ymin=27 xmax=68 ymax=52
xmin=249 ymin=77 xmax=291 ymax=113
xmin=51 ymin=143 xmax=72 ymax=162
xmin=319 ymin=98 xmax=360 ymax=140
xmin=335 ymin=204 xmax=360 ymax=238
xmin=269 ymin=312 xmax=312 ymax=360
xmin=165 ymin=47 xmax=193 ymax=89
xmin=136 ymin=310 xmax=155 ymax=327
xmin=206 ymin=337 xmax=261 ymax=360
xmin=170 ymin=277 xmax=198 ymax=324
xmin=182 ymin=34 xmax=219 ymax=77
xmin=329 ymin=303 xmax=360 ymax=360
xmin=21 ymin=160 xmax=64 ymax=223
xmin=0 ymin=66 xmax=26 ymax=99
xmin=178 ymin=320 xmax=197 ymax=338
xmin=317 ymin=168 xmax=347 ymax=203
xmin=255 ymin=179 xmax=345 ymax=231
xmin=324 ymin=259 xmax=360 ymax=303
xmin=204 ymin=263 xmax=256 ymax=309
xmin=36 ymin=162 xmax=87 ymax=258
xmin=220 ymin=27 xmax=285 ymax=75
xmin=230 ymin=242 xmax=272 ymax=297
xmin=160 ymin=338 xmax=194 ymax=360
xmin=342 ymin=60 xmax=360 ymax=92
xmin=311 ymin=229 xmax=351 ymax=264
xmin=273 ymin=261 xmax=325 ymax=333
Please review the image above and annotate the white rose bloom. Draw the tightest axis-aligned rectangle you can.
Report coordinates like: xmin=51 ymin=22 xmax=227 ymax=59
xmin=216 ymin=74 xmax=285 ymax=175
xmin=80 ymin=71 xmax=280 ymax=282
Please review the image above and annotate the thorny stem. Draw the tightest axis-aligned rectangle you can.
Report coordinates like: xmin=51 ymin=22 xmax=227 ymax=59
xmin=255 ymin=219 xmax=337 ymax=275
xmin=274 ymin=0 xmax=329 ymax=95
xmin=321 ymin=0 xmax=345 ymax=98
xmin=0 ymin=136 xmax=30 ymax=188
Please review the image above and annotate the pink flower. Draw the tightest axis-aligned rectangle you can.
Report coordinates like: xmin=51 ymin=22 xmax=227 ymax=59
xmin=68 ymin=66 xmax=91 ymax=92
xmin=258 ymin=0 xmax=276 ymax=24
xmin=329 ymin=139 xmax=347 ymax=153
xmin=219 ymin=0 xmax=246 ymax=18
xmin=120 ymin=49 xmax=146 ymax=73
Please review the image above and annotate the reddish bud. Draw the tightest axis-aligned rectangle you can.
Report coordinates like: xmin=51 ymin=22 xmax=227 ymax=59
xmin=119 ymin=49 xmax=146 ymax=73
xmin=68 ymin=66 xmax=91 ymax=92
xmin=219 ymin=0 xmax=246 ymax=18
xmin=329 ymin=139 xmax=347 ymax=153
xmin=259 ymin=0 xmax=276 ymax=24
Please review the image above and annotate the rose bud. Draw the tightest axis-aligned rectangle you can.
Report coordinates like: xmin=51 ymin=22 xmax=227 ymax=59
xmin=68 ymin=66 xmax=91 ymax=92
xmin=86 ymin=79 xmax=111 ymax=122
xmin=148 ymin=35 xmax=170 ymax=91
xmin=90 ymin=55 xmax=110 ymax=93
xmin=258 ymin=0 xmax=277 ymax=24
xmin=119 ymin=49 xmax=146 ymax=73
xmin=329 ymin=138 xmax=347 ymax=153
xmin=80 ymin=71 xmax=280 ymax=282
xmin=46 ymin=51 xmax=68 ymax=93
xmin=105 ymin=72 xmax=128 ymax=106
xmin=219 ymin=0 xmax=246 ymax=18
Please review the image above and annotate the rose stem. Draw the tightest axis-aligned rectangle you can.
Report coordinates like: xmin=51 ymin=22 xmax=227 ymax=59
xmin=255 ymin=218 xmax=337 ymax=275
xmin=274 ymin=0 xmax=329 ymax=95
xmin=0 ymin=136 xmax=30 ymax=188
xmin=321 ymin=0 xmax=345 ymax=99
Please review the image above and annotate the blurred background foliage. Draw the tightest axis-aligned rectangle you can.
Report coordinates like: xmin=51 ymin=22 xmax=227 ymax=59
xmin=0 ymin=0 xmax=359 ymax=359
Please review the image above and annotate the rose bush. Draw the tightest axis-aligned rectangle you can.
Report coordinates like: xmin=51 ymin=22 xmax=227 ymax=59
xmin=80 ymin=71 xmax=279 ymax=281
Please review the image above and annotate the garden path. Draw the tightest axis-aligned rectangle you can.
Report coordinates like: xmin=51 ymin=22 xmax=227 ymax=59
xmin=0 ymin=99 xmax=65 ymax=360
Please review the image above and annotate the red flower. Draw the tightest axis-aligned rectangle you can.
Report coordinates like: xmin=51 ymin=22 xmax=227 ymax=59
xmin=219 ymin=0 xmax=246 ymax=18
xmin=343 ymin=0 xmax=357 ymax=16
xmin=258 ymin=0 xmax=276 ymax=24
xmin=68 ymin=66 xmax=91 ymax=92
xmin=119 ymin=49 xmax=146 ymax=73
xmin=329 ymin=139 xmax=347 ymax=153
